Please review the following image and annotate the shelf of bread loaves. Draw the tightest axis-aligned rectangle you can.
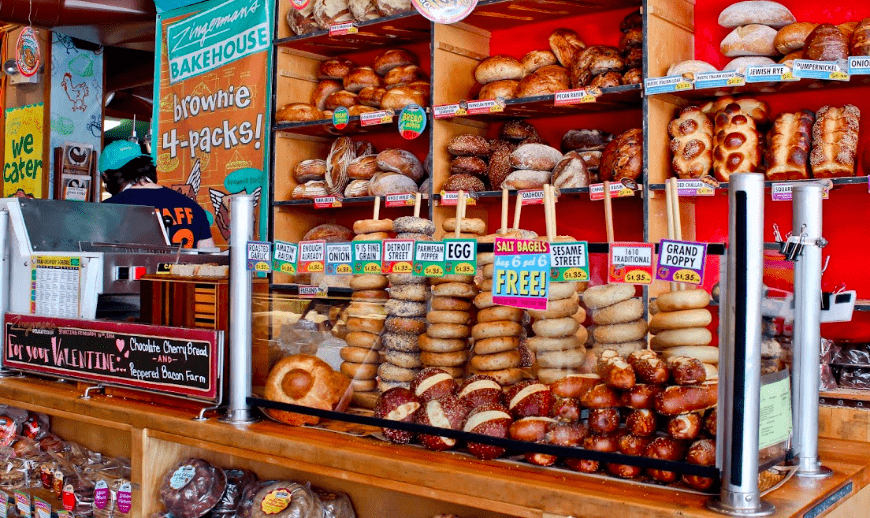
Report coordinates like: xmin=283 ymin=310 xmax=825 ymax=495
xmin=648 ymin=1 xmax=870 ymax=99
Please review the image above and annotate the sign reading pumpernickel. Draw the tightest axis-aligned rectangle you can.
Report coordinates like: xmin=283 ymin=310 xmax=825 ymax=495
xmin=3 ymin=315 xmax=223 ymax=403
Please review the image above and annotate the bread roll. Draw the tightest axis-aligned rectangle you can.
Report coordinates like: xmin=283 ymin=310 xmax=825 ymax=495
xmin=384 ymin=65 xmax=428 ymax=89
xmin=516 ymin=65 xmax=569 ymax=97
xmin=510 ymin=143 xmax=563 ymax=170
xmin=561 ymin=129 xmax=612 ymax=152
xmin=295 ymin=159 xmax=327 ymax=183
xmin=501 ymin=170 xmax=551 ymax=189
xmin=810 ymin=105 xmax=861 ymax=178
xmin=313 ymin=0 xmax=353 ymax=29
xmin=370 ymin=172 xmax=418 ymax=195
xmin=349 ymin=0 xmax=379 ymax=21
xmin=312 ymin=80 xmax=343 ymax=111
xmin=853 ymin=19 xmax=870 ymax=56
xmin=669 ymin=106 xmax=714 ymax=179
xmin=590 ymin=71 xmax=622 ymax=89
xmin=619 ymin=28 xmax=643 ymax=53
xmin=287 ymin=5 xmax=319 ymax=36
xmin=839 ymin=21 xmax=858 ymax=42
xmin=276 ymin=103 xmax=325 ymax=122
xmin=292 ymin=180 xmax=329 ymax=199
xmin=326 ymin=137 xmax=354 ymax=195
xmin=712 ymin=103 xmax=762 ymax=181
xmin=450 ymin=156 xmax=487 ymax=177
xmin=358 ymin=86 xmax=386 ymax=107
xmin=380 ymin=86 xmax=428 ymax=110
xmin=488 ymin=140 xmax=513 ymax=189
xmin=374 ymin=49 xmax=417 ymax=75
xmin=447 ymin=135 xmax=491 ymax=157
xmin=624 ymin=47 xmax=643 ymax=69
xmin=442 ymin=174 xmax=485 ymax=192
xmin=549 ymin=28 xmax=585 ymax=68
xmin=580 ymin=46 xmax=625 ymax=76
xmin=319 ymin=58 xmax=355 ymax=80
xmin=521 ymin=50 xmax=557 ymax=75
xmin=377 ymin=149 xmax=424 ymax=181
xmin=500 ymin=120 xmax=539 ymax=141
xmin=346 ymin=155 xmax=380 ymax=180
xmin=600 ymin=128 xmax=643 ymax=182
xmin=666 ymin=60 xmax=717 ymax=78
xmin=324 ymin=90 xmax=358 ymax=111
xmin=344 ymin=179 xmax=370 ymax=197
xmin=765 ymin=110 xmax=814 ymax=181
xmin=376 ymin=0 xmax=412 ymax=17
xmin=720 ymin=24 xmax=778 ymax=57
xmin=552 ymin=151 xmax=591 ymax=189
xmin=701 ymin=97 xmax=770 ymax=127
xmin=479 ymin=80 xmax=519 ymax=100
xmin=803 ymin=24 xmax=849 ymax=61
xmin=475 ymin=56 xmax=524 ymax=84
xmin=774 ymin=22 xmax=818 ymax=54
xmin=304 ymin=223 xmax=354 ymax=242
xmin=343 ymin=67 xmax=382 ymax=92
xmin=717 ymin=1 xmax=796 ymax=28
xmin=723 ymin=56 xmax=775 ymax=73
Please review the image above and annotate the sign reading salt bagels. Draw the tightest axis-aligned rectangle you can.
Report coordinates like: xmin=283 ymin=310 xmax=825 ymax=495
xmin=411 ymin=0 xmax=477 ymax=24
xmin=492 ymin=238 xmax=550 ymax=311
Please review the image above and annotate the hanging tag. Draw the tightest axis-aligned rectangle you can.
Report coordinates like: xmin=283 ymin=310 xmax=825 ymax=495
xmin=608 ymin=242 xmax=654 ymax=284
xmin=656 ymin=239 xmax=707 ymax=285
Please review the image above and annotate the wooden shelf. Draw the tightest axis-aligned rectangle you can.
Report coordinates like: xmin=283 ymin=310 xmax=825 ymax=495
xmin=647 ymin=75 xmax=870 ymax=103
xmin=270 ymin=283 xmax=353 ymax=296
xmin=273 ymin=12 xmax=431 ymax=56
xmin=274 ymin=194 xmax=430 ymax=208
xmin=648 ymin=176 xmax=868 ymax=191
xmin=274 ymin=112 xmax=431 ymax=138
xmin=461 ymin=0 xmax=641 ymax=32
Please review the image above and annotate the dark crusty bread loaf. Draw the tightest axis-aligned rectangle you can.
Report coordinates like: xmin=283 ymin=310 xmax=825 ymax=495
xmin=803 ymin=24 xmax=849 ymax=61
xmin=764 ymin=110 xmax=814 ymax=181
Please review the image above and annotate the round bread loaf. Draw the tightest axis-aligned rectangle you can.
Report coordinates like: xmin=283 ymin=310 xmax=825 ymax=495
xmin=479 ymin=80 xmax=519 ymax=100
xmin=373 ymin=49 xmax=417 ymax=75
xmin=312 ymin=80 xmax=343 ymax=110
xmin=358 ymin=86 xmax=387 ymax=107
xmin=276 ymin=103 xmax=325 ymax=122
xmin=501 ymin=169 xmax=551 ymax=190
xmin=600 ymin=128 xmax=643 ymax=182
xmin=488 ymin=140 xmax=513 ymax=189
xmin=346 ymin=155 xmax=380 ymax=180
xmin=500 ymin=120 xmax=539 ymax=141
xmin=294 ymin=159 xmax=327 ymax=183
xmin=450 ymin=156 xmax=488 ymax=177
xmin=474 ymin=56 xmax=524 ymax=84
xmin=510 ymin=143 xmax=563 ymax=170
xmin=561 ymin=129 xmax=614 ymax=153
xmin=349 ymin=0 xmax=379 ymax=21
xmin=377 ymin=149 xmax=424 ymax=182
xmin=666 ymin=59 xmax=718 ymax=78
xmin=521 ymin=49 xmax=558 ymax=74
xmin=380 ymin=87 xmax=428 ymax=111
xmin=385 ymin=65 xmax=428 ymax=89
xmin=443 ymin=174 xmax=486 ymax=192
xmin=549 ymin=28 xmax=586 ymax=68
xmin=369 ymin=172 xmax=418 ymax=196
xmin=319 ymin=58 xmax=356 ymax=80
xmin=447 ymin=134 xmax=492 ymax=157
xmin=516 ymin=65 xmax=570 ymax=97
xmin=324 ymin=90 xmax=358 ymax=110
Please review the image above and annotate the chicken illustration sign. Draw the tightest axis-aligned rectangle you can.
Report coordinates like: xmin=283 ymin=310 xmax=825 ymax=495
xmin=153 ymin=0 xmax=271 ymax=244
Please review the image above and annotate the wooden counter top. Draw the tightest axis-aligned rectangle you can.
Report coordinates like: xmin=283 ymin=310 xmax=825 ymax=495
xmin=0 ymin=377 xmax=866 ymax=518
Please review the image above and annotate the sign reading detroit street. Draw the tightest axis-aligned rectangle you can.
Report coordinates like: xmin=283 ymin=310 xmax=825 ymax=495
xmin=165 ymin=0 xmax=269 ymax=83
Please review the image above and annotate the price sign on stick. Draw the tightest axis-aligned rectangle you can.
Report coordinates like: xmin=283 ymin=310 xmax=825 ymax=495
xmin=656 ymin=239 xmax=707 ymax=285
xmin=413 ymin=241 xmax=446 ymax=277
xmin=444 ymin=239 xmax=477 ymax=275
xmin=608 ymin=242 xmax=654 ymax=285
xmin=298 ymin=240 xmax=326 ymax=273
xmin=550 ymin=241 xmax=589 ymax=282
xmin=273 ymin=241 xmax=298 ymax=275
xmin=492 ymin=238 xmax=550 ymax=310
xmin=382 ymin=239 xmax=414 ymax=274
xmin=325 ymin=243 xmax=353 ymax=275
xmin=246 ymin=241 xmax=272 ymax=272
xmin=353 ymin=240 xmax=383 ymax=274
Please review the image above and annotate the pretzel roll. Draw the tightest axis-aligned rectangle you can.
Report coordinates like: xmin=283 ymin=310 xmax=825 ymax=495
xmin=548 ymin=281 xmax=578 ymax=300
xmin=626 ymin=409 xmax=657 ymax=436
xmin=381 ymin=332 xmax=419 ymax=352
xmin=472 ymin=321 xmax=524 ymax=340
xmin=532 ymin=317 xmax=580 ymax=338
xmin=528 ymin=294 xmax=580 ymax=319
xmin=340 ymin=346 xmax=381 ymax=363
xmin=477 ymin=306 xmax=525 ymax=323
xmin=591 ymin=298 xmax=644 ymax=325
xmin=350 ymin=274 xmax=389 ymax=290
xmin=683 ymin=439 xmax=717 ymax=490
xmin=537 ymin=348 xmax=587 ymax=369
xmin=443 ymin=217 xmax=487 ymax=235
xmin=582 ymin=283 xmax=636 ymax=309
xmin=418 ymin=334 xmax=467 ymax=353
xmin=346 ymin=317 xmax=384 ymax=334
xmin=649 ymin=308 xmax=712 ymax=333
xmin=384 ymin=316 xmax=426 ymax=334
xmin=420 ymin=350 xmax=469 ymax=367
xmin=474 ymin=336 xmax=520 ymax=355
xmin=341 ymin=361 xmax=379 ymax=379
xmin=645 ymin=437 xmax=687 ymax=482
xmin=427 ymin=310 xmax=471 ymax=325
xmin=655 ymin=288 xmax=710 ymax=312
xmin=353 ymin=219 xmax=394 ymax=234
xmin=471 ymin=349 xmax=522 ymax=371
xmin=432 ymin=282 xmax=478 ymax=299
xmin=667 ymin=412 xmax=702 ymax=440
xmin=345 ymin=331 xmax=381 ymax=349
xmin=550 ymin=373 xmax=600 ymax=398
xmin=592 ymin=319 xmax=648 ymax=344
xmin=527 ymin=335 xmax=582 ymax=352
xmin=650 ymin=328 xmax=713 ymax=349
xmin=588 ymin=408 xmax=620 ymax=434
xmin=431 ymin=296 xmax=472 ymax=311
xmin=621 ymin=384 xmax=662 ymax=410
xmin=389 ymin=283 xmax=428 ymax=302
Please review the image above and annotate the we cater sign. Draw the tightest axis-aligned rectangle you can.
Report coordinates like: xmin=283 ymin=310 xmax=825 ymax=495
xmin=165 ymin=0 xmax=269 ymax=83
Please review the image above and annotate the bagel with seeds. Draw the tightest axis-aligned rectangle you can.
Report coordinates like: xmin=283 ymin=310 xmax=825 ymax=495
xmin=385 ymin=299 xmax=426 ymax=317
xmin=593 ymin=319 xmax=648 ymax=344
xmin=381 ymin=332 xmax=419 ymax=352
xmin=393 ymin=216 xmax=436 ymax=235
xmin=582 ymin=283 xmax=636 ymax=309
xmin=384 ymin=350 xmax=423 ymax=369
xmin=384 ymin=316 xmax=426 ymax=334
xmin=432 ymin=282 xmax=478 ymax=298
xmin=388 ymin=273 xmax=427 ymax=285
xmin=592 ymin=298 xmax=644 ymax=325
xmin=389 ymin=283 xmax=428 ymax=302
xmin=378 ymin=362 xmax=419 ymax=382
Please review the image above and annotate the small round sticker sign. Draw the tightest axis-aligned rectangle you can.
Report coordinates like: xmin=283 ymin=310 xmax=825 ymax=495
xmin=290 ymin=0 xmax=311 ymax=10
xmin=332 ymin=107 xmax=349 ymax=130
xmin=411 ymin=0 xmax=478 ymax=23
xmin=16 ymin=27 xmax=40 ymax=77
xmin=398 ymin=104 xmax=426 ymax=140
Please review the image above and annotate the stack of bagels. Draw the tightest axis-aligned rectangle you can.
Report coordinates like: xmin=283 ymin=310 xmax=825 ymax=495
xmin=583 ymin=283 xmax=648 ymax=357
xmin=468 ymin=231 xmax=526 ymax=387
xmin=376 ymin=217 xmax=438 ymax=393
xmin=342 ymin=268 xmax=389 ymax=409
xmin=650 ymin=288 xmax=717 ymax=365
xmin=422 ymin=275 xmax=478 ymax=378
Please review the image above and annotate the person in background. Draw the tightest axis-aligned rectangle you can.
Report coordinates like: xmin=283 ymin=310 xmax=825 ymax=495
xmin=99 ymin=140 xmax=214 ymax=249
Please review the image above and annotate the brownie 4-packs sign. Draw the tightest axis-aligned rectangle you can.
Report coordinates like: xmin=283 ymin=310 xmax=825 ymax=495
xmin=153 ymin=0 xmax=271 ymax=245
xmin=4 ymin=314 xmax=223 ymax=403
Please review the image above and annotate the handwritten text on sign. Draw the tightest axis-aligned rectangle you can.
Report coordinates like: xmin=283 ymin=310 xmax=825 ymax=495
xmin=298 ymin=240 xmax=325 ymax=273
xmin=656 ymin=239 xmax=707 ymax=285
xmin=3 ymin=315 xmax=222 ymax=403
xmin=325 ymin=242 xmax=353 ymax=275
xmin=492 ymin=238 xmax=550 ymax=310
xmin=550 ymin=241 xmax=589 ymax=282
xmin=382 ymin=239 xmax=414 ymax=274
xmin=609 ymin=242 xmax=654 ymax=285
xmin=413 ymin=241 xmax=445 ymax=277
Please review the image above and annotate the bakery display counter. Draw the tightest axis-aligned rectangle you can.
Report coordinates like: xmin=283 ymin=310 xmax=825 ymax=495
xmin=0 ymin=376 xmax=868 ymax=518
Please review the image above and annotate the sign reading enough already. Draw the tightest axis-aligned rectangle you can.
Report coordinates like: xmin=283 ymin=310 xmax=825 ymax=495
xmin=3 ymin=314 xmax=223 ymax=403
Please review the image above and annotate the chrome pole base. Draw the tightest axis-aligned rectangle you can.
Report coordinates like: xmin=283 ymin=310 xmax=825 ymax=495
xmin=219 ymin=408 xmax=260 ymax=425
xmin=706 ymin=497 xmax=775 ymax=517
xmin=796 ymin=464 xmax=833 ymax=479
xmin=0 ymin=369 xmax=21 ymax=378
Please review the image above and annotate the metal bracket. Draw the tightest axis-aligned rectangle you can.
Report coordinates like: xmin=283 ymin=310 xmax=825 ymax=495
xmin=193 ymin=405 xmax=222 ymax=422
xmin=80 ymin=384 xmax=105 ymax=400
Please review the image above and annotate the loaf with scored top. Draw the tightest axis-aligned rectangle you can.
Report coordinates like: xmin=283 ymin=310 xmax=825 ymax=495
xmin=810 ymin=105 xmax=861 ymax=178
xmin=852 ymin=19 xmax=870 ymax=56
xmin=764 ymin=110 xmax=814 ymax=181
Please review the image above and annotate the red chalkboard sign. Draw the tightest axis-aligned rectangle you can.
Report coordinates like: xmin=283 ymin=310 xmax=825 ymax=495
xmin=3 ymin=314 xmax=223 ymax=403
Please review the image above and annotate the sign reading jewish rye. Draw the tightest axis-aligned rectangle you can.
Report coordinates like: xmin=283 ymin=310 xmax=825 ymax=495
xmin=165 ymin=0 xmax=269 ymax=84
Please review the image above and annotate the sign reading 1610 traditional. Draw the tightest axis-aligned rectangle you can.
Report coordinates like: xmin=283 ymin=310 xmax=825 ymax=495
xmin=165 ymin=0 xmax=270 ymax=83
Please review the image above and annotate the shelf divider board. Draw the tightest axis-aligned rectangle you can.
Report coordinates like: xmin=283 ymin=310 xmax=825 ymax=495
xmin=646 ymin=0 xmax=695 ymax=77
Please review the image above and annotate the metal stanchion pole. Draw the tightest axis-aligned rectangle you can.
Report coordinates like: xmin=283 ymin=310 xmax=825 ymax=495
xmin=0 ymin=209 xmax=17 ymax=377
xmin=707 ymin=173 xmax=774 ymax=516
xmin=221 ymin=195 xmax=259 ymax=424
xmin=792 ymin=182 xmax=831 ymax=479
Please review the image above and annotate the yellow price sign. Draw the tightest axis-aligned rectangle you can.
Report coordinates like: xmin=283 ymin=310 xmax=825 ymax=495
xmin=675 ymin=81 xmax=692 ymax=90
xmin=424 ymin=264 xmax=445 ymax=276
xmin=830 ymin=71 xmax=848 ymax=80
xmin=781 ymin=72 xmax=794 ymax=80
xmin=726 ymin=76 xmax=744 ymax=86
xmin=363 ymin=263 xmax=382 ymax=274
xmin=278 ymin=263 xmax=296 ymax=274
xmin=306 ymin=262 xmax=324 ymax=273
xmin=254 ymin=262 xmax=270 ymax=272
xmin=392 ymin=262 xmax=413 ymax=274
xmin=454 ymin=262 xmax=475 ymax=275
xmin=673 ymin=268 xmax=702 ymax=284
xmin=697 ymin=186 xmax=714 ymax=195
xmin=624 ymin=270 xmax=652 ymax=284
xmin=562 ymin=268 xmax=589 ymax=281
xmin=335 ymin=264 xmax=353 ymax=275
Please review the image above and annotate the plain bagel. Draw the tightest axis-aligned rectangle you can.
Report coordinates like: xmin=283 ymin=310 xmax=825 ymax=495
xmin=528 ymin=294 xmax=579 ymax=319
xmin=477 ymin=252 xmax=495 ymax=266
xmin=474 ymin=292 xmax=496 ymax=309
xmin=353 ymin=231 xmax=390 ymax=241
xmin=418 ymin=334 xmax=468 ymax=353
xmin=432 ymin=282 xmax=478 ymax=299
xmin=340 ymin=346 xmax=380 ymax=363
xmin=592 ymin=298 xmax=644 ymax=325
xmin=443 ymin=217 xmax=487 ymax=235
xmin=353 ymin=219 xmax=394 ymax=234
xmin=427 ymin=323 xmax=471 ymax=339
xmin=346 ymin=317 xmax=384 ymax=334
xmin=345 ymin=331 xmax=381 ymax=349
xmin=591 ymin=340 xmax=646 ymax=357
xmin=549 ymin=282 xmax=578 ymax=300
xmin=532 ymin=317 xmax=580 ymax=338
xmin=582 ymin=283 xmax=636 ymax=309
xmin=351 ymin=289 xmax=389 ymax=301
xmin=536 ymin=347 xmax=587 ymax=369
xmin=420 ymin=350 xmax=469 ymax=367
xmin=649 ymin=308 xmax=713 ymax=333
xmin=474 ymin=336 xmax=520 ymax=355
xmin=477 ymin=306 xmax=525 ymax=323
xmin=527 ymin=335 xmax=582 ymax=352
xmin=478 ymin=279 xmax=494 ymax=292
xmin=431 ymin=296 xmax=472 ymax=311
xmin=655 ymin=289 xmax=711 ymax=312
xmin=427 ymin=310 xmax=471 ymax=325
xmin=341 ymin=361 xmax=379 ymax=379
xmin=650 ymin=327 xmax=713 ymax=349
xmin=430 ymin=274 xmax=475 ymax=285
xmin=592 ymin=319 xmax=649 ymax=344
xmin=472 ymin=321 xmax=523 ymax=340
xmin=350 ymin=274 xmax=389 ymax=290
xmin=350 ymin=378 xmax=378 ymax=392
xmin=660 ymin=345 xmax=719 ymax=364
xmin=471 ymin=349 xmax=522 ymax=371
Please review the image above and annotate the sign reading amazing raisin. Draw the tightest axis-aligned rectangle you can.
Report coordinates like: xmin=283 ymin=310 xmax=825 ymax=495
xmin=3 ymin=314 xmax=223 ymax=403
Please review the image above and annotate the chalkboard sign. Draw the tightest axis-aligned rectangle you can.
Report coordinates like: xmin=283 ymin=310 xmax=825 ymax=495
xmin=3 ymin=314 xmax=223 ymax=403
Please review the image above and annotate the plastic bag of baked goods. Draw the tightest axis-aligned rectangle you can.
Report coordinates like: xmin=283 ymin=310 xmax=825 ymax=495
xmin=311 ymin=485 xmax=356 ymax=518
xmin=238 ymin=480 xmax=276 ymax=518
xmin=159 ymin=458 xmax=227 ymax=518
xmin=211 ymin=468 xmax=258 ymax=516
xmin=249 ymin=481 xmax=325 ymax=518
xmin=20 ymin=412 xmax=49 ymax=441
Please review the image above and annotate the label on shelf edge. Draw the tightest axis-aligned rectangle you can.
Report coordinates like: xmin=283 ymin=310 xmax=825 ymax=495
xmin=439 ymin=191 xmax=477 ymax=206
xmin=792 ymin=59 xmax=850 ymax=81
xmin=589 ymin=182 xmax=635 ymax=200
xmin=676 ymin=179 xmax=717 ymax=196
xmin=693 ymin=70 xmax=745 ymax=90
xmin=643 ymin=75 xmax=693 ymax=94
xmin=466 ymin=98 xmax=505 ymax=115
xmin=553 ymin=88 xmax=597 ymax=106
xmin=313 ymin=195 xmax=342 ymax=209
xmin=519 ymin=189 xmax=546 ymax=205
xmin=360 ymin=110 xmax=393 ymax=127
xmin=608 ymin=242 xmax=654 ymax=285
xmin=385 ymin=193 xmax=416 ymax=207
xmin=328 ymin=22 xmax=358 ymax=36
xmin=298 ymin=285 xmax=328 ymax=297
xmin=771 ymin=182 xmax=830 ymax=201
xmin=433 ymin=103 xmax=466 ymax=119
xmin=849 ymin=56 xmax=870 ymax=75
xmin=745 ymin=64 xmax=798 ymax=83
